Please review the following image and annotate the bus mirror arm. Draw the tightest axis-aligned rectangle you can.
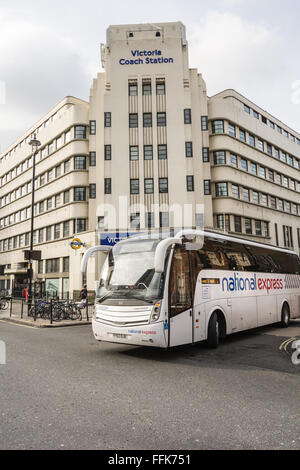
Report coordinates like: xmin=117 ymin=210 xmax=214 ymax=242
xmin=154 ymin=238 xmax=183 ymax=273
xmin=81 ymin=246 xmax=111 ymax=273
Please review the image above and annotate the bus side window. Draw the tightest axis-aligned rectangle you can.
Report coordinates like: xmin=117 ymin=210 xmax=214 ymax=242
xmin=169 ymin=248 xmax=192 ymax=317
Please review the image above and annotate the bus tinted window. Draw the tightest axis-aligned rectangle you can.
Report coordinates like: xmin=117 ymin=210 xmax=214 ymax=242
xmin=198 ymin=237 xmax=300 ymax=274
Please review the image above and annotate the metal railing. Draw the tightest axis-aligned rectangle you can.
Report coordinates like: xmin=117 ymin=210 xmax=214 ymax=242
xmin=1 ymin=297 xmax=94 ymax=325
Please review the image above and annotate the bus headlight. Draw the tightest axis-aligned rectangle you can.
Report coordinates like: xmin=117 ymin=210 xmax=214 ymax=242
xmin=150 ymin=302 xmax=161 ymax=323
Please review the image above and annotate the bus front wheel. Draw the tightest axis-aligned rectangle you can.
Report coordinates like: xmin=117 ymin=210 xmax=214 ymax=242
xmin=207 ymin=313 xmax=220 ymax=349
xmin=280 ymin=303 xmax=290 ymax=328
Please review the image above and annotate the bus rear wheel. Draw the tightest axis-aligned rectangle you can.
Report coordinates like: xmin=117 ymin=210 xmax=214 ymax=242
xmin=280 ymin=303 xmax=290 ymax=328
xmin=207 ymin=313 xmax=220 ymax=349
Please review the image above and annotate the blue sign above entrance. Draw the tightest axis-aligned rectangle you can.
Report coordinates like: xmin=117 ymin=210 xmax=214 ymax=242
xmin=100 ymin=232 xmax=140 ymax=247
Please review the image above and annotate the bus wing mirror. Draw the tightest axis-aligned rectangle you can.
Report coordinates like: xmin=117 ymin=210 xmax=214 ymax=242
xmin=154 ymin=238 xmax=182 ymax=273
xmin=81 ymin=246 xmax=111 ymax=273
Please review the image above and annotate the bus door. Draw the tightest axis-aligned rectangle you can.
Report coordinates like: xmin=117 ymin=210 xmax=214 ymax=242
xmin=168 ymin=247 xmax=194 ymax=347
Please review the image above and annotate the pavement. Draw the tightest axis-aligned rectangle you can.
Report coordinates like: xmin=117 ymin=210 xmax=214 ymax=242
xmin=0 ymin=300 xmax=93 ymax=328
xmin=0 ymin=319 xmax=299 ymax=450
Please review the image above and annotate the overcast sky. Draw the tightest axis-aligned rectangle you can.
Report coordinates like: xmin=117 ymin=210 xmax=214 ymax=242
xmin=0 ymin=0 xmax=299 ymax=151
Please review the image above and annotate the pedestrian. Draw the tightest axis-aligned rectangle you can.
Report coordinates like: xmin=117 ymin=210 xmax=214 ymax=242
xmin=25 ymin=287 xmax=29 ymax=303
xmin=79 ymin=285 xmax=88 ymax=308
xmin=80 ymin=285 xmax=88 ymax=300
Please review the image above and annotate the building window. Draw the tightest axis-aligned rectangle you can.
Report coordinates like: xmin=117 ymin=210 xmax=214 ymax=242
xmin=144 ymin=145 xmax=153 ymax=160
xmin=74 ymin=219 xmax=86 ymax=233
xmin=46 ymin=259 xmax=60 ymax=274
xmin=270 ymin=196 xmax=277 ymax=209
xmin=260 ymin=166 xmax=266 ymax=179
xmin=283 ymin=226 xmax=293 ymax=248
xmin=98 ymin=217 xmax=104 ymax=230
xmin=241 ymin=159 xmax=248 ymax=172
xmin=74 ymin=126 xmax=86 ymax=139
xmin=46 ymin=227 xmax=52 ymax=241
xmin=89 ymin=184 xmax=96 ymax=199
xmin=239 ymin=129 xmax=246 ymax=142
xmin=143 ymin=113 xmax=152 ymax=127
xmin=54 ymin=224 xmax=60 ymax=240
xmin=130 ymin=146 xmax=139 ymax=161
xmin=185 ymin=142 xmax=193 ymax=158
xmin=253 ymin=110 xmax=259 ymax=119
xmin=201 ymin=116 xmax=208 ymax=131
xmin=63 ymin=257 xmax=69 ymax=273
xmin=204 ymin=180 xmax=211 ymax=195
xmin=157 ymin=112 xmax=166 ymax=127
xmin=234 ymin=216 xmax=242 ymax=233
xmin=104 ymin=178 xmax=111 ymax=195
xmin=130 ymin=179 xmax=139 ymax=195
xmin=249 ymin=162 xmax=257 ymax=175
xmin=159 ymin=178 xmax=168 ymax=193
xmin=249 ymin=135 xmax=255 ymax=147
xmin=184 ymin=109 xmax=192 ymax=124
xmin=215 ymin=182 xmax=228 ymax=197
xmin=212 ymin=120 xmax=224 ymax=134
xmin=186 ymin=176 xmax=194 ymax=192
xmin=244 ymin=104 xmax=251 ymax=114
xmin=129 ymin=84 xmax=138 ymax=96
xmin=55 ymin=165 xmax=61 ymax=178
xmin=214 ymin=151 xmax=226 ymax=165
xmin=160 ymin=212 xmax=169 ymax=228
xmin=245 ymin=218 xmax=252 ymax=234
xmin=64 ymin=190 xmax=70 ymax=204
xmin=104 ymin=112 xmax=111 ymax=127
xmin=129 ymin=113 xmax=138 ymax=128
xmin=144 ymin=178 xmax=154 ymax=194
xmin=130 ymin=213 xmax=140 ymax=229
xmin=242 ymin=188 xmax=250 ymax=202
xmin=74 ymin=156 xmax=86 ymax=170
xmin=74 ymin=187 xmax=86 ymax=201
xmin=156 ymin=82 xmax=165 ymax=95
xmin=89 ymin=152 xmax=96 ymax=166
xmin=202 ymin=148 xmax=210 ymax=163
xmin=146 ymin=212 xmax=155 ymax=228
xmin=55 ymin=194 xmax=61 ymax=207
xmin=63 ymin=221 xmax=69 ymax=237
xmin=258 ymin=139 xmax=264 ymax=151
xmin=232 ymin=184 xmax=240 ymax=199
xmin=261 ymin=194 xmax=268 ymax=206
xmin=104 ymin=145 xmax=112 ymax=161
xmin=64 ymin=159 xmax=71 ymax=173
xmin=255 ymin=220 xmax=262 ymax=236
xmin=142 ymin=83 xmax=152 ymax=95
xmin=228 ymin=123 xmax=236 ymax=137
xmin=158 ymin=145 xmax=167 ymax=160
xmin=89 ymin=120 xmax=96 ymax=135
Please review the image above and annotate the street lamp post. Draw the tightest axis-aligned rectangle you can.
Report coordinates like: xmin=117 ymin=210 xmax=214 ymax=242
xmin=27 ymin=134 xmax=41 ymax=313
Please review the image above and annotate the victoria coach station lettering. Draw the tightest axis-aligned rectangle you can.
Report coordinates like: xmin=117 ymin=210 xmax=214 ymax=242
xmin=119 ymin=49 xmax=174 ymax=66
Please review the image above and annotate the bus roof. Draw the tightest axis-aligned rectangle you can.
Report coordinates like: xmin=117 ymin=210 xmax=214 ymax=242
xmin=122 ymin=230 xmax=298 ymax=258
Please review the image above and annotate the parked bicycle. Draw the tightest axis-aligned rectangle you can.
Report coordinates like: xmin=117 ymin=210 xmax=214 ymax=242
xmin=0 ymin=297 xmax=9 ymax=310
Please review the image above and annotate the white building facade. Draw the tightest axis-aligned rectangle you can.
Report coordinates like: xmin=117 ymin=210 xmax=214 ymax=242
xmin=0 ymin=22 xmax=299 ymax=297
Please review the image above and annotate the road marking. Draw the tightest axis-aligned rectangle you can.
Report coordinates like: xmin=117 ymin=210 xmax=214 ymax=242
xmin=279 ymin=337 xmax=297 ymax=354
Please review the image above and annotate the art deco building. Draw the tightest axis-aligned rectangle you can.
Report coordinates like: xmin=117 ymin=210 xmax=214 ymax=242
xmin=0 ymin=22 xmax=299 ymax=297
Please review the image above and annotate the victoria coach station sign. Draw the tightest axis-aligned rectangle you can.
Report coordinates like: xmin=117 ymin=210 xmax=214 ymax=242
xmin=119 ymin=49 xmax=174 ymax=66
xmin=100 ymin=232 xmax=140 ymax=247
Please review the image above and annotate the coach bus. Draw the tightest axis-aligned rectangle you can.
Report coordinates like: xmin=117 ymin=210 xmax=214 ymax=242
xmin=81 ymin=230 xmax=300 ymax=349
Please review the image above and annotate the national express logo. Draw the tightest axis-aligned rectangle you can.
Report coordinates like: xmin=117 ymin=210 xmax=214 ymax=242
xmin=221 ymin=273 xmax=300 ymax=294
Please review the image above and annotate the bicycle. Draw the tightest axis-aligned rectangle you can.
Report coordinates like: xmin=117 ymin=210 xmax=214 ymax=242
xmin=0 ymin=298 xmax=9 ymax=310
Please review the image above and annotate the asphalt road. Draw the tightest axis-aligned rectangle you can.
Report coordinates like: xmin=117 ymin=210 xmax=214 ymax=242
xmin=0 ymin=320 xmax=299 ymax=450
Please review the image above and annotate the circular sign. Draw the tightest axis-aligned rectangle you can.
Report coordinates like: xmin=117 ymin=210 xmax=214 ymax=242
xmin=70 ymin=238 xmax=83 ymax=250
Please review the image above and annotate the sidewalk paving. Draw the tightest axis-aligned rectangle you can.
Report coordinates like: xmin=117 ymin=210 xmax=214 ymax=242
xmin=0 ymin=301 xmax=93 ymax=328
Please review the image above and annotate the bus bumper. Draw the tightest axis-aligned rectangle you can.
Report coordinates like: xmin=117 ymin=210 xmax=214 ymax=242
xmin=92 ymin=319 xmax=167 ymax=348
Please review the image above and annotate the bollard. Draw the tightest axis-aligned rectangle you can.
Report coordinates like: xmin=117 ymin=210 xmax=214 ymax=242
xmin=21 ymin=300 xmax=24 ymax=319
xmin=86 ymin=301 xmax=89 ymax=321
xmin=34 ymin=299 xmax=37 ymax=322
xmin=10 ymin=298 xmax=13 ymax=318
xmin=50 ymin=299 xmax=53 ymax=325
